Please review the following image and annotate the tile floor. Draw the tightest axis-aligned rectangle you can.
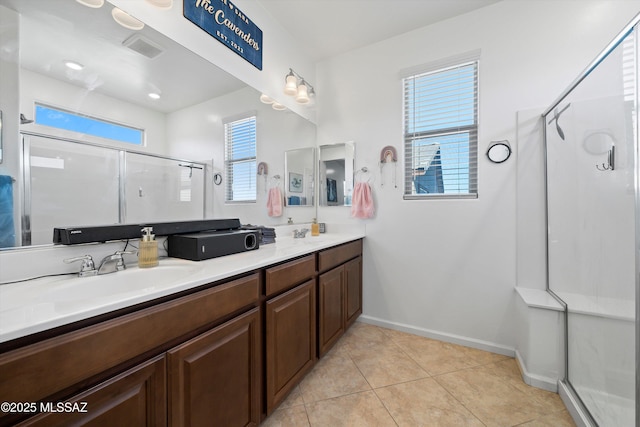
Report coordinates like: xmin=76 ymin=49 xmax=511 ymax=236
xmin=262 ymin=322 xmax=575 ymax=427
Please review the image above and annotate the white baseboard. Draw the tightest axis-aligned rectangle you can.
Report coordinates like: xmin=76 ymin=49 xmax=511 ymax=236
xmin=357 ymin=314 xmax=515 ymax=357
xmin=514 ymin=350 xmax=558 ymax=392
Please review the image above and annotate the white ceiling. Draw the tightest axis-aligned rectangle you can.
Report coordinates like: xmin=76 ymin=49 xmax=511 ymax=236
xmin=2 ymin=0 xmax=245 ymax=114
xmin=256 ymin=0 xmax=502 ymax=61
xmin=2 ymin=0 xmax=502 ymax=115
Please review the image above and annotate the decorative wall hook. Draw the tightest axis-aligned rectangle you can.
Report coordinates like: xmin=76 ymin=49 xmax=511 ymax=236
xmin=380 ymin=146 xmax=397 ymax=163
xmin=596 ymin=146 xmax=615 ymax=171
xmin=257 ymin=162 xmax=268 ymax=175
xmin=379 ymin=145 xmax=398 ymax=188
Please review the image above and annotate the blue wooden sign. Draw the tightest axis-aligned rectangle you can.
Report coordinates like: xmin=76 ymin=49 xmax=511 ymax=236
xmin=184 ymin=0 xmax=263 ymax=70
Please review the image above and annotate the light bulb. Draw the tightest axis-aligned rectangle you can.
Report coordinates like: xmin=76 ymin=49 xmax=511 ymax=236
xmin=284 ymin=72 xmax=297 ymax=96
xmin=295 ymin=81 xmax=310 ymax=104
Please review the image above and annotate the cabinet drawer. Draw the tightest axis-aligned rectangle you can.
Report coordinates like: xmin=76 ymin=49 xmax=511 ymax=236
xmin=265 ymin=254 xmax=315 ymax=297
xmin=17 ymin=355 xmax=166 ymax=427
xmin=318 ymin=240 xmax=362 ymax=273
xmin=0 ymin=273 xmax=260 ymax=410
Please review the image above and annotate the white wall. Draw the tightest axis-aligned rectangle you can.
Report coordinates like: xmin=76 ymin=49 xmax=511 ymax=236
xmin=315 ymin=0 xmax=640 ymax=351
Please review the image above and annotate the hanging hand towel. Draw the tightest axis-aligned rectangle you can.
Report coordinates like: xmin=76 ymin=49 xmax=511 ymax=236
xmin=0 ymin=175 xmax=15 ymax=248
xmin=267 ymin=187 xmax=283 ymax=217
xmin=351 ymin=181 xmax=375 ymax=219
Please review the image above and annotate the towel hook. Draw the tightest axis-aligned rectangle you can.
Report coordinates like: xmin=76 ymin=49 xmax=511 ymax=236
xmin=269 ymin=174 xmax=282 ymax=187
xmin=355 ymin=167 xmax=373 ymax=183
xmin=596 ymin=146 xmax=615 ymax=171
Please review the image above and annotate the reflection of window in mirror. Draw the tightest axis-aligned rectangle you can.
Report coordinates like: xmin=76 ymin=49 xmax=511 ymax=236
xmin=224 ymin=116 xmax=257 ymax=202
xmin=319 ymin=142 xmax=355 ymax=206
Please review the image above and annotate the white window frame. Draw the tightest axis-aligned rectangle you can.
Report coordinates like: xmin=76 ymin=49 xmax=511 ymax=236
xmin=402 ymin=51 xmax=479 ymax=200
xmin=224 ymin=114 xmax=257 ymax=203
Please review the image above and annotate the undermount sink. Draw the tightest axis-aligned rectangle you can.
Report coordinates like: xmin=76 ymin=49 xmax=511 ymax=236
xmin=0 ymin=259 xmax=207 ymax=340
xmin=43 ymin=261 xmax=205 ymax=302
xmin=0 ymin=259 xmax=205 ymax=315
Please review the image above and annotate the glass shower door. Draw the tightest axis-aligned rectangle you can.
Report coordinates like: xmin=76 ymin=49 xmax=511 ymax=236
xmin=124 ymin=153 xmax=205 ymax=224
xmin=545 ymin=29 xmax=637 ymax=427
xmin=25 ymin=135 xmax=120 ymax=245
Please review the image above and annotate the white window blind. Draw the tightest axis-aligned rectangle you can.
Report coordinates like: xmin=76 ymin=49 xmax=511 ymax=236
xmin=224 ymin=116 xmax=257 ymax=202
xmin=403 ymin=60 xmax=478 ymax=199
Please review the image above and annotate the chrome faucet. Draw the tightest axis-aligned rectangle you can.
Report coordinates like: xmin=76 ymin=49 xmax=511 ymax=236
xmin=97 ymin=251 xmax=136 ymax=275
xmin=293 ymin=228 xmax=309 ymax=238
xmin=64 ymin=255 xmax=98 ymax=277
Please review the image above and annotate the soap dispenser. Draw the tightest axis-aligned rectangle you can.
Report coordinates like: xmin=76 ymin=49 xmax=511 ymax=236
xmin=138 ymin=227 xmax=159 ymax=268
xmin=311 ymin=218 xmax=320 ymax=236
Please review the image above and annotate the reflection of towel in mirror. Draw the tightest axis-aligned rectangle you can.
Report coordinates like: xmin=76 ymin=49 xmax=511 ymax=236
xmin=0 ymin=175 xmax=15 ymax=248
xmin=267 ymin=187 xmax=283 ymax=217
xmin=351 ymin=182 xmax=375 ymax=219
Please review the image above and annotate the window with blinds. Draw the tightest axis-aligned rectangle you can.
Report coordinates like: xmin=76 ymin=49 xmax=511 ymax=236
xmin=224 ymin=116 xmax=257 ymax=202
xmin=403 ymin=59 xmax=478 ymax=199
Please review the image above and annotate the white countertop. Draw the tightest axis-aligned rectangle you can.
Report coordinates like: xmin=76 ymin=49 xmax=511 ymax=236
xmin=0 ymin=229 xmax=364 ymax=344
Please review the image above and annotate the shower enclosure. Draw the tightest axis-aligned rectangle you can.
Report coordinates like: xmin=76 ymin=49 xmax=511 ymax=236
xmin=22 ymin=133 xmax=207 ymax=246
xmin=543 ymin=15 xmax=638 ymax=427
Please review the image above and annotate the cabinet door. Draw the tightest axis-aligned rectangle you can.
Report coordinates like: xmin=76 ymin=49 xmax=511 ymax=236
xmin=265 ymin=279 xmax=316 ymax=414
xmin=344 ymin=256 xmax=363 ymax=329
xmin=18 ymin=355 xmax=166 ymax=427
xmin=167 ymin=308 xmax=260 ymax=427
xmin=318 ymin=267 xmax=345 ymax=357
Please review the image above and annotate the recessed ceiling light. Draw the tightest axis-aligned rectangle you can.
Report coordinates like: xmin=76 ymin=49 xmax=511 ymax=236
xmin=148 ymin=92 xmax=161 ymax=100
xmin=260 ymin=94 xmax=274 ymax=104
xmin=272 ymin=102 xmax=286 ymax=111
xmin=111 ymin=7 xmax=145 ymax=31
xmin=144 ymin=0 xmax=173 ymax=9
xmin=76 ymin=0 xmax=104 ymax=8
xmin=64 ymin=60 xmax=84 ymax=71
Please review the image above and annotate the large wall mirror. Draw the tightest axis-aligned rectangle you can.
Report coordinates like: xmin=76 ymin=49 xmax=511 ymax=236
xmin=284 ymin=148 xmax=315 ymax=207
xmin=319 ymin=142 xmax=355 ymax=206
xmin=0 ymin=0 xmax=316 ymax=249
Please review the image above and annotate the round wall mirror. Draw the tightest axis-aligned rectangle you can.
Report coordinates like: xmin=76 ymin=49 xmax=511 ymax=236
xmin=487 ymin=141 xmax=511 ymax=163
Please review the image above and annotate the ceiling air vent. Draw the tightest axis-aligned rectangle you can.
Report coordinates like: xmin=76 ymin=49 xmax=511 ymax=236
xmin=122 ymin=34 xmax=164 ymax=59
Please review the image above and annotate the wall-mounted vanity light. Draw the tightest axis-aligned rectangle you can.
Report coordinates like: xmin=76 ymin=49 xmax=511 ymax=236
xmin=283 ymin=68 xmax=315 ymax=105
xmin=487 ymin=140 xmax=512 ymax=164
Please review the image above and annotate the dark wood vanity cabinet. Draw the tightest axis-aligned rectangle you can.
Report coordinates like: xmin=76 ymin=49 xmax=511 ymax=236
xmin=264 ymin=255 xmax=317 ymax=415
xmin=16 ymin=355 xmax=167 ymax=427
xmin=1 ymin=239 xmax=363 ymax=426
xmin=0 ymin=273 xmax=260 ymax=427
xmin=344 ymin=256 xmax=363 ymax=329
xmin=168 ymin=307 xmax=260 ymax=427
xmin=318 ymin=240 xmax=363 ymax=357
